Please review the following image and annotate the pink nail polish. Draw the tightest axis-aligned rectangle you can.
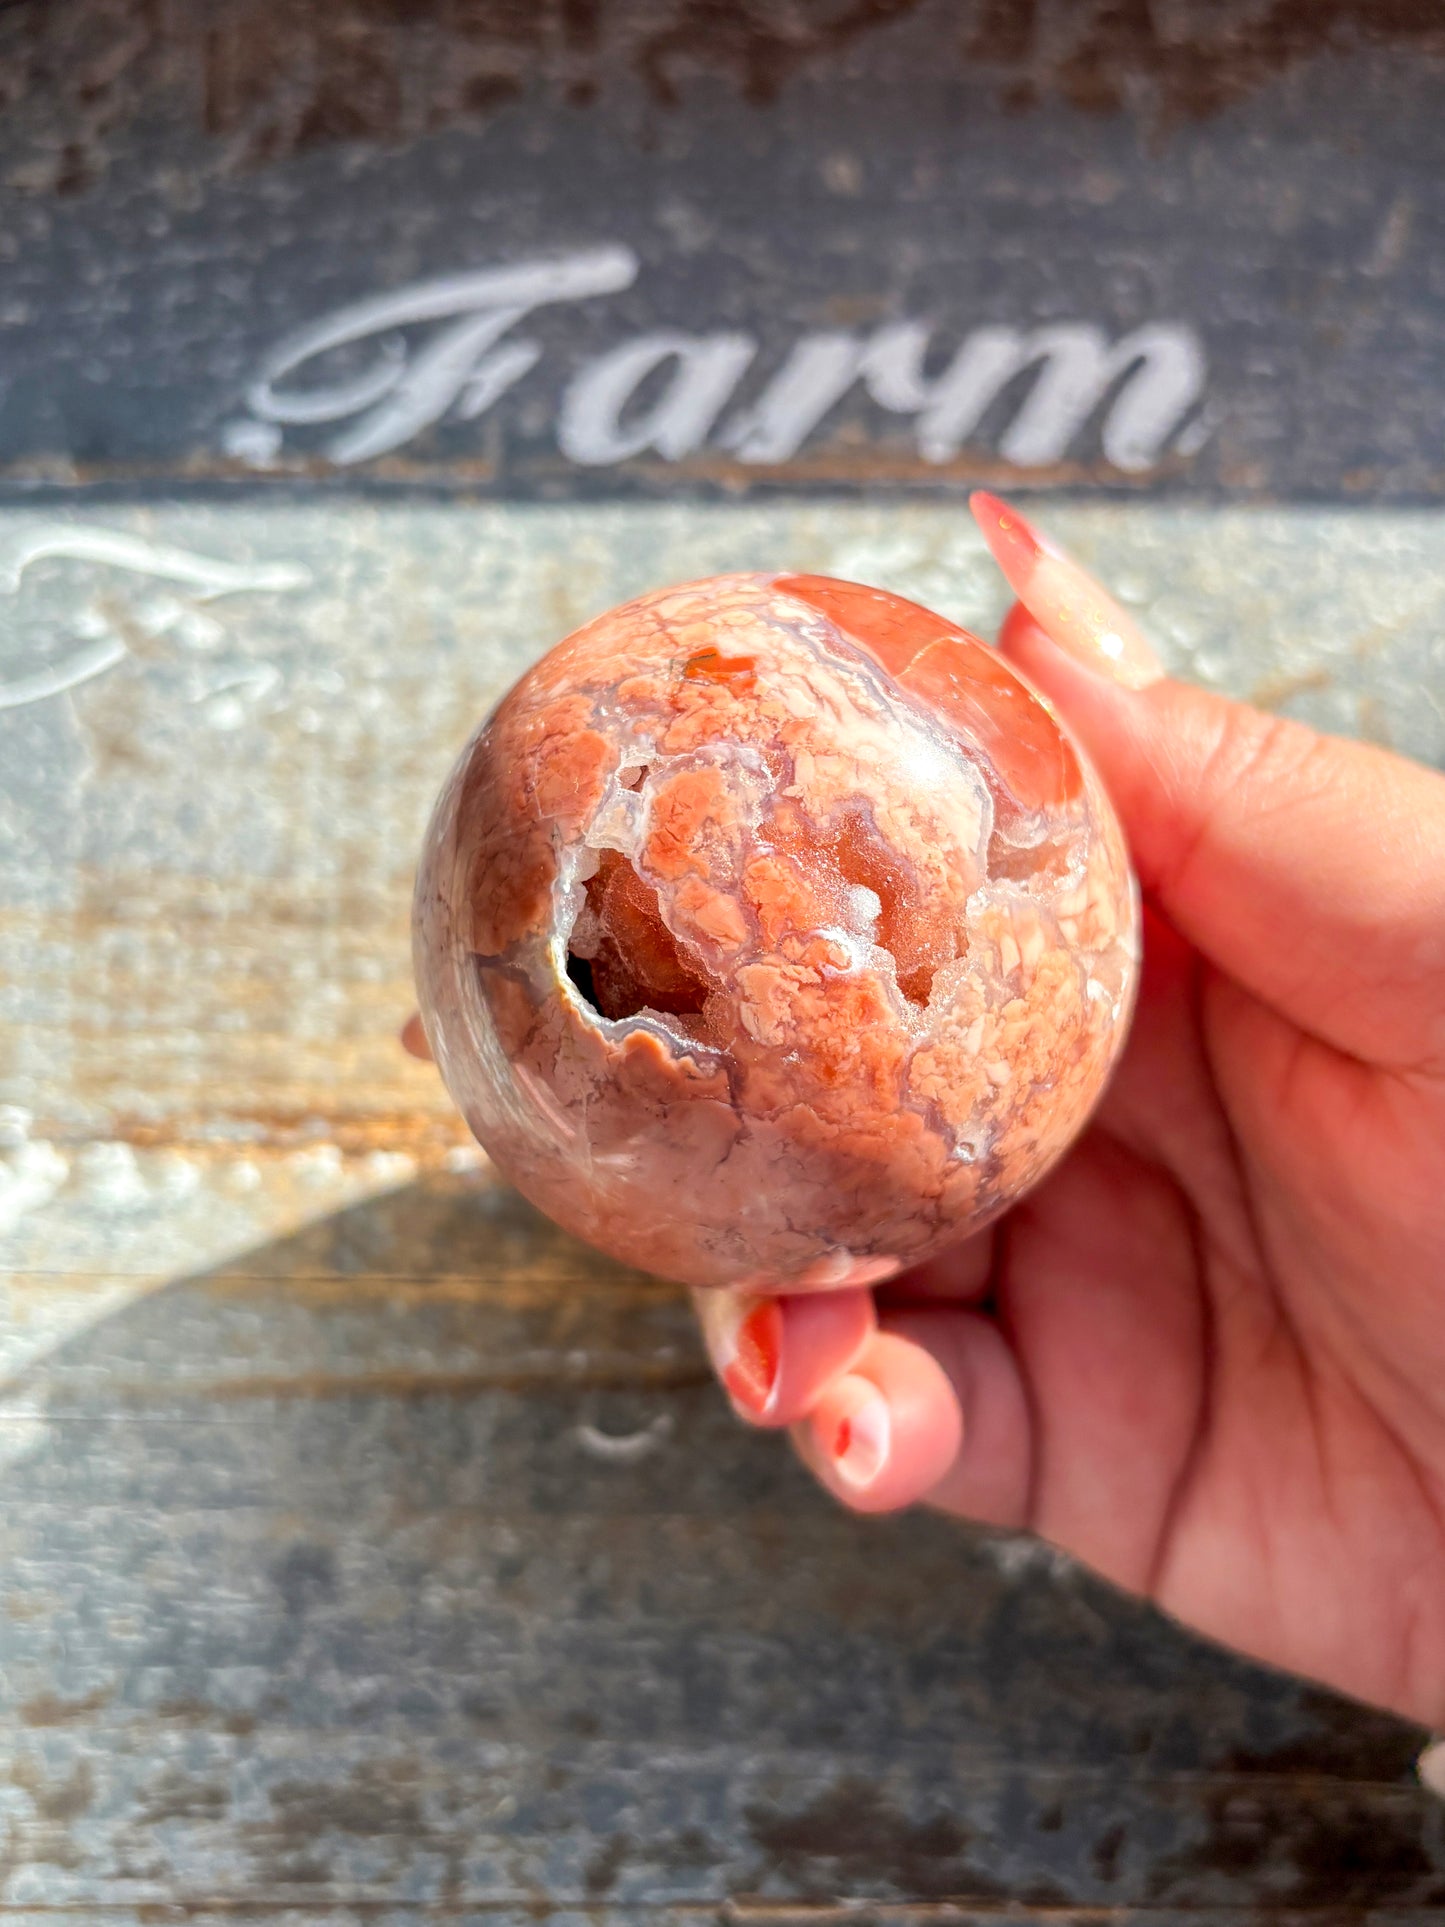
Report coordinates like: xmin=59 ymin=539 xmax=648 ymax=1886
xmin=971 ymin=489 xmax=1044 ymax=583
xmin=824 ymin=1378 xmax=891 ymax=1488
xmin=971 ymin=491 xmax=1163 ymax=691
xmin=697 ymin=1293 xmax=783 ymax=1418
xmin=400 ymin=1012 xmax=433 ymax=1061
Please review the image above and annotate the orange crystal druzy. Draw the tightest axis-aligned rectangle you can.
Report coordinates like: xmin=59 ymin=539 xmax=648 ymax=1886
xmin=414 ymin=574 xmax=1139 ymax=1289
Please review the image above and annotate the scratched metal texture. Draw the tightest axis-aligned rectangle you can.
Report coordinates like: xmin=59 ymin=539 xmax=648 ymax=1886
xmin=2 ymin=499 xmax=1444 ymax=1918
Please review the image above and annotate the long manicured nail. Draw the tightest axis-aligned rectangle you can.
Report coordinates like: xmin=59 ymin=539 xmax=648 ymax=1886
xmin=695 ymin=1291 xmax=783 ymax=1419
xmin=971 ymin=490 xmax=1163 ymax=690
xmin=400 ymin=1012 xmax=433 ymax=1061
xmin=816 ymin=1374 xmax=891 ymax=1489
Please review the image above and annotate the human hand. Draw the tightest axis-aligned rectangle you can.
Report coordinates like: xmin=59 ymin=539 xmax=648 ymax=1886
xmin=695 ymin=494 xmax=1445 ymax=1728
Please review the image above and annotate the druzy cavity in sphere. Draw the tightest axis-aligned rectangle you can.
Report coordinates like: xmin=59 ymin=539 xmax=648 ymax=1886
xmin=414 ymin=575 xmax=1139 ymax=1289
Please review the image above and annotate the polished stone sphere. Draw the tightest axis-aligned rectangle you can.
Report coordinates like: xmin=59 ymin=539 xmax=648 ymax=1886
xmin=414 ymin=574 xmax=1139 ymax=1289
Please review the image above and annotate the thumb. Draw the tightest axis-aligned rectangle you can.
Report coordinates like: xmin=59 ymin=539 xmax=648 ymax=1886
xmin=972 ymin=493 xmax=1445 ymax=1075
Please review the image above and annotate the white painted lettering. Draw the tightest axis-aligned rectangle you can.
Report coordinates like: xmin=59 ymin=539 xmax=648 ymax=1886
xmin=0 ymin=527 xmax=308 ymax=713
xmin=866 ymin=320 xmax=1205 ymax=470
xmin=558 ymin=331 xmax=757 ymax=465
xmin=245 ymin=248 xmax=639 ymax=464
xmin=725 ymin=319 xmax=1205 ymax=471
xmin=230 ymin=249 xmax=1209 ymax=477
xmin=721 ymin=333 xmax=866 ymax=463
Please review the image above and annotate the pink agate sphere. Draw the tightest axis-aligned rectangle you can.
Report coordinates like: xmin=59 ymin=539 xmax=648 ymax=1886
xmin=414 ymin=574 xmax=1139 ymax=1290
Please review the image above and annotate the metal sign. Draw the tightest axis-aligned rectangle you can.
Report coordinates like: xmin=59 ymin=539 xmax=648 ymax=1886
xmin=2 ymin=0 xmax=1443 ymax=497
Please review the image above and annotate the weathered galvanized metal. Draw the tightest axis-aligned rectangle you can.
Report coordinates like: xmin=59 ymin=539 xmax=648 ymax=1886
xmin=3 ymin=499 xmax=1444 ymax=1916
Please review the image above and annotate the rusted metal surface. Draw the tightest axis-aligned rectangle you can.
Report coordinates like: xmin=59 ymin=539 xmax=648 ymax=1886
xmin=2 ymin=497 xmax=1444 ymax=1915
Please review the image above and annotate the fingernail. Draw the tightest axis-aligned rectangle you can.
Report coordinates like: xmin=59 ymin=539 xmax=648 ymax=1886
xmin=971 ymin=490 xmax=1163 ymax=691
xmin=696 ymin=1291 xmax=783 ymax=1419
xmin=400 ymin=1012 xmax=433 ymax=1061
xmin=817 ymin=1375 xmax=891 ymax=1488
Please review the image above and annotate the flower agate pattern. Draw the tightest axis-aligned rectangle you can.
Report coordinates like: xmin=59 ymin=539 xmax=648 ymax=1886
xmin=414 ymin=575 xmax=1139 ymax=1288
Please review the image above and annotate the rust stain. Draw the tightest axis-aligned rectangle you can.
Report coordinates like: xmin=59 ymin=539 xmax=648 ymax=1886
xmin=5 ymin=0 xmax=1443 ymax=203
xmin=726 ymin=1907 xmax=1141 ymax=1921
xmin=0 ymin=448 xmax=1175 ymax=492
xmin=6 ymin=444 xmax=1445 ymax=497
xmin=637 ymin=0 xmax=925 ymax=109
xmin=1356 ymin=692 xmax=1395 ymax=747
xmin=106 ymin=1109 xmax=472 ymax=1159
xmin=9 ymin=1753 xmax=95 ymax=1826
xmin=1351 ymin=614 xmax=1422 ymax=662
xmin=745 ymin=1774 xmax=1028 ymax=1905
xmin=193 ymin=1270 xmax=675 ymax=1310
xmin=18 ymin=1686 xmax=114 ymax=1727
xmin=189 ymin=1356 xmax=710 ymax=1400
xmin=1249 ymin=666 xmax=1334 ymax=710
xmin=235 ymin=1757 xmax=473 ymax=1902
xmin=1 ymin=1591 xmax=53 ymax=1621
xmin=568 ymin=447 xmax=1200 ymax=492
xmin=582 ymin=1829 xmax=632 ymax=1895
xmin=154 ymin=1697 xmax=257 ymax=1737
xmin=1144 ymin=1779 xmax=1445 ymax=1907
xmin=0 ymin=448 xmax=501 ymax=488
xmin=137 ymin=1767 xmax=231 ymax=1827
xmin=2 ymin=1267 xmax=675 ymax=1309
xmin=12 ymin=1358 xmax=711 ymax=1404
xmin=257 ymin=1769 xmax=424 ymax=1839
xmin=1 ymin=869 xmax=413 ymax=935
xmin=963 ymin=0 xmax=1445 ymax=126
xmin=14 ymin=1109 xmax=470 ymax=1159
